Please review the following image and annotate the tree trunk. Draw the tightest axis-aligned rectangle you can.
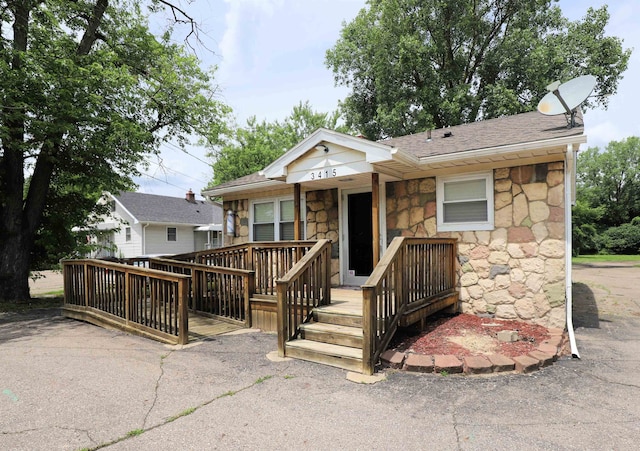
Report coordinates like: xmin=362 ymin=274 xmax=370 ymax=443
xmin=0 ymin=230 xmax=32 ymax=301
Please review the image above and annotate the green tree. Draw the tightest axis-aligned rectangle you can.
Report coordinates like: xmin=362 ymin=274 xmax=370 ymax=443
xmin=576 ymin=137 xmax=640 ymax=228
xmin=0 ymin=0 xmax=231 ymax=301
xmin=326 ymin=0 xmax=631 ymax=140
xmin=208 ymin=101 xmax=350 ymax=186
xmin=571 ymin=200 xmax=603 ymax=256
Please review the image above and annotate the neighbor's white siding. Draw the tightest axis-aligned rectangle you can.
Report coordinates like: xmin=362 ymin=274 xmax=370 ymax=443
xmin=144 ymin=225 xmax=195 ymax=255
xmin=194 ymin=231 xmax=208 ymax=251
xmin=111 ymin=222 xmax=143 ymax=258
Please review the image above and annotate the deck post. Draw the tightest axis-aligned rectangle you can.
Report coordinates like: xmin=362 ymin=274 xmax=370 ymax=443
xmin=83 ymin=262 xmax=91 ymax=308
xmin=177 ymin=279 xmax=189 ymax=345
xmin=294 ymin=183 xmax=301 ymax=240
xmin=276 ymin=280 xmax=288 ymax=357
xmin=124 ymin=269 xmax=130 ymax=325
xmin=371 ymin=172 xmax=380 ymax=266
xmin=245 ymin=271 xmax=255 ymax=328
xmin=396 ymin=240 xmax=405 ymax=313
xmin=361 ymin=285 xmax=376 ymax=375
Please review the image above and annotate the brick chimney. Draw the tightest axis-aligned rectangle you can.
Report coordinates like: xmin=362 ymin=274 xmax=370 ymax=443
xmin=186 ymin=189 xmax=196 ymax=203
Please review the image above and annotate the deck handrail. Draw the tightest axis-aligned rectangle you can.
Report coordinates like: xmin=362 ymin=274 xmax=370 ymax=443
xmin=148 ymin=258 xmax=255 ymax=326
xmin=362 ymin=237 xmax=457 ymax=374
xmin=276 ymin=239 xmax=332 ymax=356
xmin=62 ymin=259 xmax=190 ymax=344
xmin=171 ymin=241 xmax=318 ymax=296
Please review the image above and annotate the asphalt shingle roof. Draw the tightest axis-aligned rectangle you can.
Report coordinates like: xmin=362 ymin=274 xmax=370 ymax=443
xmin=114 ymin=192 xmax=222 ymax=225
xmin=205 ymin=111 xmax=584 ymax=193
xmin=383 ymin=111 xmax=583 ymax=158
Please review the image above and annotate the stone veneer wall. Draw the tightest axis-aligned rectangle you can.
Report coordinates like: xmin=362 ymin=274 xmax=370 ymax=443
xmin=222 ymin=199 xmax=250 ymax=246
xmin=305 ymin=189 xmax=341 ymax=285
xmin=385 ymin=162 xmax=566 ymax=328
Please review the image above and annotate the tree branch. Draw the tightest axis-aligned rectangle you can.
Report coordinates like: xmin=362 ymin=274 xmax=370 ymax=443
xmin=77 ymin=0 xmax=108 ymax=55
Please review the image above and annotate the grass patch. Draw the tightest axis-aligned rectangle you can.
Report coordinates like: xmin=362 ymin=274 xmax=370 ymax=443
xmin=126 ymin=429 xmax=144 ymax=438
xmin=255 ymin=375 xmax=273 ymax=384
xmin=167 ymin=407 xmax=197 ymax=423
xmin=573 ymin=254 xmax=640 ymax=264
xmin=0 ymin=296 xmax=63 ymax=313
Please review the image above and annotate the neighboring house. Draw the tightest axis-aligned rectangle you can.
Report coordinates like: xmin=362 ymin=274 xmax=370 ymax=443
xmin=91 ymin=191 xmax=223 ymax=259
xmin=202 ymin=111 xmax=586 ymax=332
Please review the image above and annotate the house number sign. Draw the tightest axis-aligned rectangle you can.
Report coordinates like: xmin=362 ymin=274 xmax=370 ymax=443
xmin=309 ymin=168 xmax=337 ymax=180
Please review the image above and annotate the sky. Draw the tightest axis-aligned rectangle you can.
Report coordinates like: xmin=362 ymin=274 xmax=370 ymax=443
xmin=135 ymin=0 xmax=640 ymax=200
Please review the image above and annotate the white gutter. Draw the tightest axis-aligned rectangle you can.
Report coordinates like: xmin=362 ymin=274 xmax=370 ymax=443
xmin=565 ymin=144 xmax=580 ymax=358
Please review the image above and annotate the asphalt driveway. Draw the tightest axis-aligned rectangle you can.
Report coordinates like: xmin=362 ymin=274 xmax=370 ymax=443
xmin=1 ymin=263 xmax=639 ymax=450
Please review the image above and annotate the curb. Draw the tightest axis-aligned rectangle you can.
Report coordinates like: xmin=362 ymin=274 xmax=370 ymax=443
xmin=380 ymin=330 xmax=569 ymax=375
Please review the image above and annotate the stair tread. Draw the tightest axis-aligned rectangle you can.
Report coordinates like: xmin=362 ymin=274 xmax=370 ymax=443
xmin=315 ymin=305 xmax=362 ymax=316
xmin=300 ymin=322 xmax=363 ymax=336
xmin=286 ymin=339 xmax=362 ymax=360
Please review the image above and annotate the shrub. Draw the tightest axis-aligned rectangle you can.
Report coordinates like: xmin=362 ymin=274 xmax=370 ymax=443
xmin=599 ymin=222 xmax=640 ymax=255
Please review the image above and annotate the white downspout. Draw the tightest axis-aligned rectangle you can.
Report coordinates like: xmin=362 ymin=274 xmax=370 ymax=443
xmin=565 ymin=144 xmax=580 ymax=358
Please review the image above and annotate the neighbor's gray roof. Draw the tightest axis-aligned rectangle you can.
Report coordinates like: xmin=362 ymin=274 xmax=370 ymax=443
xmin=383 ymin=111 xmax=583 ymax=158
xmin=114 ymin=192 xmax=223 ymax=225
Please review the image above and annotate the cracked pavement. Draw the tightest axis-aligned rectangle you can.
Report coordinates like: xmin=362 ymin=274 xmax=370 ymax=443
xmin=2 ymin=262 xmax=639 ymax=450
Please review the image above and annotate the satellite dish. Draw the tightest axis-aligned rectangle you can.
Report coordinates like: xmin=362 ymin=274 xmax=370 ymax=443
xmin=537 ymin=74 xmax=596 ymax=128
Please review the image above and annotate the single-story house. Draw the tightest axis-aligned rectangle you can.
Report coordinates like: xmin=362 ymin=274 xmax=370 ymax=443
xmin=202 ymin=111 xmax=585 ymax=337
xmin=90 ymin=191 xmax=223 ymax=259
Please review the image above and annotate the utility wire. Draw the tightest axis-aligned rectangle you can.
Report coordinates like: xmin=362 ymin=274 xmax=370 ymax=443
xmin=139 ymin=172 xmax=192 ymax=192
xmin=146 ymin=157 xmax=208 ymax=185
xmin=162 ymin=141 xmax=212 ymax=166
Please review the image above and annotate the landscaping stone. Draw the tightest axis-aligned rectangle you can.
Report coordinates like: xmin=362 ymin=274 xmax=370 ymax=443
xmin=487 ymin=354 xmax=515 ymax=372
xmin=434 ymin=355 xmax=463 ymax=374
xmin=537 ymin=342 xmax=558 ymax=357
xmin=528 ymin=350 xmax=554 ymax=367
xmin=463 ymin=356 xmax=493 ymax=374
xmin=497 ymin=330 xmax=518 ymax=342
xmin=380 ymin=350 xmax=405 ymax=369
xmin=513 ymin=355 xmax=540 ymax=373
xmin=403 ymin=354 xmax=434 ymax=373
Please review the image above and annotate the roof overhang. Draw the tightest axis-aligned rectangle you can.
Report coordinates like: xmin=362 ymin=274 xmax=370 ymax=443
xmin=194 ymin=224 xmax=223 ymax=232
xmin=202 ymin=179 xmax=286 ymax=198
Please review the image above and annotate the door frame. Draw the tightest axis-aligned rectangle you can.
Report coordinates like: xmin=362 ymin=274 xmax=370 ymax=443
xmin=339 ymin=184 xmax=387 ymax=286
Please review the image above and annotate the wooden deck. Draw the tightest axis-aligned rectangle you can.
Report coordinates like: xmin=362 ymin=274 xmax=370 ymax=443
xmin=188 ymin=313 xmax=245 ymax=341
xmin=189 ymin=287 xmax=364 ymax=341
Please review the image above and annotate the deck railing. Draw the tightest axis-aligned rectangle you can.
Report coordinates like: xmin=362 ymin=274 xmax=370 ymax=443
xmin=276 ymin=239 xmax=332 ymax=356
xmin=362 ymin=237 xmax=457 ymax=374
xmin=148 ymin=258 xmax=254 ymax=326
xmin=171 ymin=241 xmax=318 ymax=297
xmin=62 ymin=259 xmax=190 ymax=344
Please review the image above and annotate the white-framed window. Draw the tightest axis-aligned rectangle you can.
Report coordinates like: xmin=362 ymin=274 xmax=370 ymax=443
xmin=250 ymin=197 xmax=300 ymax=241
xmin=436 ymin=172 xmax=494 ymax=232
xmin=125 ymin=227 xmax=131 ymax=242
xmin=167 ymin=227 xmax=177 ymax=242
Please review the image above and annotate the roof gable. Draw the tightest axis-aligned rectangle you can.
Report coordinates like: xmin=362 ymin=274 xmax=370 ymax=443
xmin=262 ymin=128 xmax=395 ymax=179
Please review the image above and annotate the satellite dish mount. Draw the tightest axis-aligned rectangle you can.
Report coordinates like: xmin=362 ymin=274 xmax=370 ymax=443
xmin=537 ymin=75 xmax=596 ymax=128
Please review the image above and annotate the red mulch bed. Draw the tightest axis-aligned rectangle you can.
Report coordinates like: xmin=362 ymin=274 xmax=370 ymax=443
xmin=390 ymin=313 xmax=551 ymax=359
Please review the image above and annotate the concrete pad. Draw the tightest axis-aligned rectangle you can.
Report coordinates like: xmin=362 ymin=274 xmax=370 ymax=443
xmin=346 ymin=371 xmax=386 ymax=384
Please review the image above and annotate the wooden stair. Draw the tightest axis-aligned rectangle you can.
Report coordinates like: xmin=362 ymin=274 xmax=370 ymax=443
xmin=284 ymin=304 xmax=364 ymax=373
